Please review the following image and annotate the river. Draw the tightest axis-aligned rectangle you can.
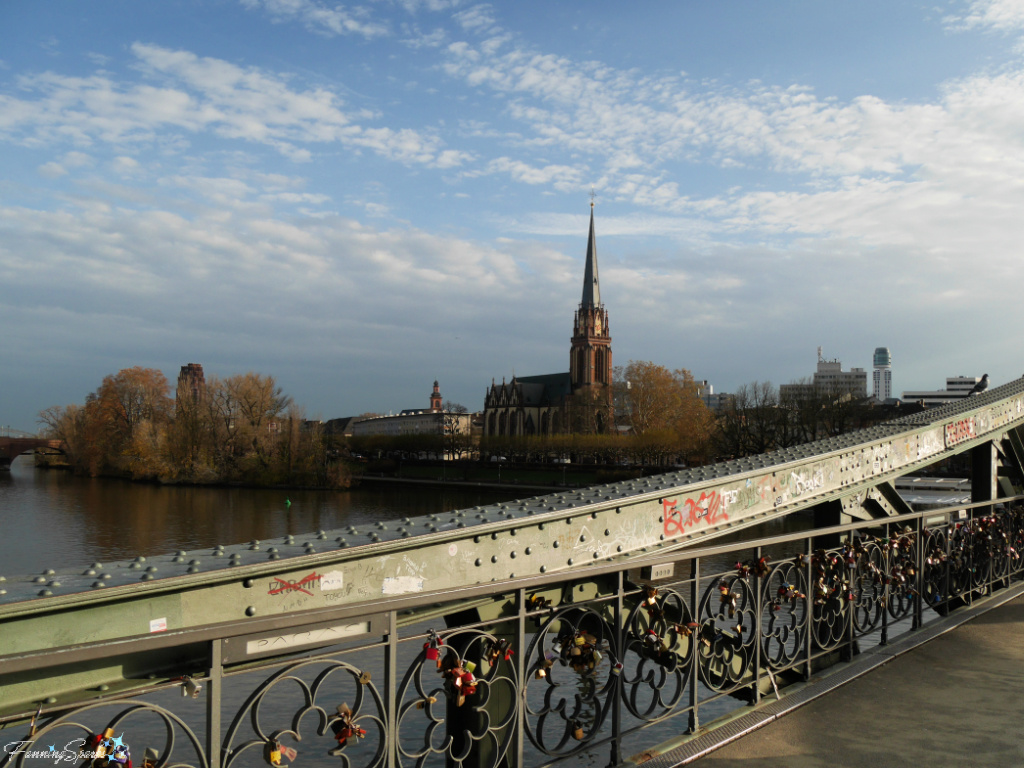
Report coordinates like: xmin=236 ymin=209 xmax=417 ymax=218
xmin=0 ymin=459 xmax=522 ymax=577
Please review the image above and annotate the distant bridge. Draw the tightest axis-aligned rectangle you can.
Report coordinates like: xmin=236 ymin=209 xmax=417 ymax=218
xmin=3 ymin=378 xmax=1024 ymax=766
xmin=0 ymin=434 xmax=64 ymax=470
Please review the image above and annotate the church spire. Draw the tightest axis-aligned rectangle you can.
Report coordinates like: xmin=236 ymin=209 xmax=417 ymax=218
xmin=581 ymin=201 xmax=600 ymax=308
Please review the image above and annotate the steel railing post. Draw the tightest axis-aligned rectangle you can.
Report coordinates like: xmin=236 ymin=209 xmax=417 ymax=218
xmin=752 ymin=545 xmax=762 ymax=706
xmin=805 ymin=538 xmax=813 ymax=681
xmin=608 ymin=569 xmax=624 ymax=767
xmin=688 ymin=557 xmax=699 ymax=734
xmin=206 ymin=639 xmax=223 ymax=768
xmin=385 ymin=610 xmax=398 ymax=768
xmin=515 ymin=588 xmax=526 ymax=768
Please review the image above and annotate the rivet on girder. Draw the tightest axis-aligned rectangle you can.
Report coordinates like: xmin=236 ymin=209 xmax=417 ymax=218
xmin=140 ymin=574 xmax=153 ymax=581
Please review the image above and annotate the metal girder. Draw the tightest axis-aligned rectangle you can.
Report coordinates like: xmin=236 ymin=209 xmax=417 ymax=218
xmin=4 ymin=378 xmax=1024 ymax=678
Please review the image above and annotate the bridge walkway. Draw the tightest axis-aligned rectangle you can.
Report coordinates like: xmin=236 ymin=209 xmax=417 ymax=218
xmin=647 ymin=589 xmax=1024 ymax=767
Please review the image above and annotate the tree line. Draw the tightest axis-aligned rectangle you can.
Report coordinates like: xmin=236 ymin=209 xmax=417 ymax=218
xmin=39 ymin=367 xmax=349 ymax=487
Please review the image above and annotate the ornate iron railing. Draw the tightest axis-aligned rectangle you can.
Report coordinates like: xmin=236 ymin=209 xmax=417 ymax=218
xmin=3 ymin=500 xmax=1023 ymax=768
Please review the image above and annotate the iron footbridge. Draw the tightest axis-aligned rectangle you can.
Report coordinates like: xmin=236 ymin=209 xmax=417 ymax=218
xmin=3 ymin=379 xmax=1024 ymax=766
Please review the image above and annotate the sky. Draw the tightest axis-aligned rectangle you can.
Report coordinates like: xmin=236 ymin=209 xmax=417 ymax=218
xmin=2 ymin=0 xmax=1024 ymax=431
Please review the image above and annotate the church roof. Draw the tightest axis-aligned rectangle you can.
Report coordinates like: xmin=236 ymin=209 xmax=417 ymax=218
xmin=516 ymin=372 xmax=572 ymax=406
xmin=581 ymin=204 xmax=600 ymax=307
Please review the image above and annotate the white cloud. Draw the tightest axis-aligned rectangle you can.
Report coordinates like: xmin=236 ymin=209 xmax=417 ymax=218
xmin=946 ymin=0 xmax=1024 ymax=32
xmin=240 ymin=0 xmax=390 ymax=38
xmin=0 ymin=43 xmax=463 ymax=167
xmin=37 ymin=161 xmax=67 ymax=178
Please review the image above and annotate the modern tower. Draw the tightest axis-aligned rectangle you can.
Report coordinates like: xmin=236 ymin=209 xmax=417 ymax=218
xmin=873 ymin=347 xmax=892 ymax=402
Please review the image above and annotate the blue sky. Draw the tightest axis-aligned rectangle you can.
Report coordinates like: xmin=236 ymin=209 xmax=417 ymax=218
xmin=2 ymin=0 xmax=1024 ymax=430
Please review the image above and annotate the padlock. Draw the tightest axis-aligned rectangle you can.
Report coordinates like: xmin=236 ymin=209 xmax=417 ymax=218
xmin=415 ymin=695 xmax=437 ymax=710
xmin=95 ymin=728 xmax=115 ymax=759
xmin=571 ymin=721 xmax=584 ymax=740
xmin=263 ymin=740 xmax=282 ymax=766
xmin=358 ymin=671 xmax=371 ymax=685
xmin=142 ymin=749 xmax=159 ymax=768
xmin=180 ymin=675 xmax=202 ymax=699
xmin=611 ymin=661 xmax=623 ymax=676
xmin=755 ymin=556 xmax=770 ymax=577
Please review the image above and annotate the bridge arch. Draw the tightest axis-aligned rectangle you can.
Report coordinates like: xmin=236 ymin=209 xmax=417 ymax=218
xmin=0 ymin=437 xmax=66 ymax=470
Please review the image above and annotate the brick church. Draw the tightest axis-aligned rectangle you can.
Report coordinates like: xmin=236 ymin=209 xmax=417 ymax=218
xmin=482 ymin=203 xmax=614 ymax=436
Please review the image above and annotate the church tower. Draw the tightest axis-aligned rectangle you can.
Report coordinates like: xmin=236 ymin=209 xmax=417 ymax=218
xmin=568 ymin=201 xmax=613 ymax=433
xmin=570 ymin=202 xmax=612 ymax=393
xmin=429 ymin=380 xmax=443 ymax=412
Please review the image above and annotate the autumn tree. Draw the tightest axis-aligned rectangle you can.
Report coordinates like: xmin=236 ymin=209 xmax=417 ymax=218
xmin=614 ymin=361 xmax=715 ymax=464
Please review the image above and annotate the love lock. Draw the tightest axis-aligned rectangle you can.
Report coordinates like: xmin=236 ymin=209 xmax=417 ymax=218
xmin=263 ymin=738 xmax=297 ymax=767
xmin=534 ymin=652 xmax=555 ymax=679
xmin=328 ymin=704 xmax=366 ymax=753
xmin=571 ymin=720 xmax=585 ymax=741
xmin=718 ymin=581 xmax=739 ymax=618
xmin=442 ymin=658 xmax=478 ymax=707
xmin=642 ymin=586 xmax=664 ymax=619
xmin=486 ymin=637 xmax=514 ymax=664
xmin=423 ymin=630 xmax=444 ymax=669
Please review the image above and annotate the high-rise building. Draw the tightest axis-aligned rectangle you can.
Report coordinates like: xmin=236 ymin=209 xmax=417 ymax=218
xmin=780 ymin=349 xmax=868 ymax=401
xmin=872 ymin=347 xmax=892 ymax=402
xmin=902 ymin=376 xmax=983 ymax=406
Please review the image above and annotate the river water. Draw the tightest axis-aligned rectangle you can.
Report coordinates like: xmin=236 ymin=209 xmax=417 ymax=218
xmin=0 ymin=459 xmax=521 ymax=577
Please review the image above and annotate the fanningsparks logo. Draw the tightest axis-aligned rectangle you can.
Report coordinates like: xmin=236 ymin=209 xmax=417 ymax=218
xmin=5 ymin=729 xmax=131 ymax=766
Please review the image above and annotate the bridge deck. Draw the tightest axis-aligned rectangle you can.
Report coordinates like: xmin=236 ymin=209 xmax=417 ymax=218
xmin=649 ymin=590 xmax=1024 ymax=767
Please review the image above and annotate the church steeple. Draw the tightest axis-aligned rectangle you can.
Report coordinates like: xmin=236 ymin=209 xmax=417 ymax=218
xmin=581 ymin=202 xmax=600 ymax=308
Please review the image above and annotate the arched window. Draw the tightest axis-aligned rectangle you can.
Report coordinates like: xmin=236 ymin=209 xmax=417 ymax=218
xmin=488 ymin=411 xmax=496 ymax=436
xmin=540 ymin=411 xmax=549 ymax=435
xmin=498 ymin=411 xmax=507 ymax=436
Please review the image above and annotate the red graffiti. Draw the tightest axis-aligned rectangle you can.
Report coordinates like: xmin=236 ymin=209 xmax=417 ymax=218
xmin=663 ymin=492 xmax=729 ymax=537
xmin=269 ymin=572 xmax=322 ymax=596
xmin=944 ymin=417 xmax=976 ymax=448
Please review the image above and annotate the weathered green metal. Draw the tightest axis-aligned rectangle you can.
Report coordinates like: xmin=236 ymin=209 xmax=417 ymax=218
xmin=4 ymin=378 xmax=1024 ymax=712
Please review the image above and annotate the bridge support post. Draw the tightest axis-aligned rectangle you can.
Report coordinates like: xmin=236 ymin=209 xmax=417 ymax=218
xmin=206 ymin=640 xmax=223 ymax=768
xmin=972 ymin=442 xmax=998 ymax=516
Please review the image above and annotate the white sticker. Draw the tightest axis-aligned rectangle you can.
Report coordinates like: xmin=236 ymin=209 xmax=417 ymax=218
xmin=382 ymin=576 xmax=424 ymax=595
xmin=448 ymin=543 xmax=458 ymax=556
xmin=320 ymin=570 xmax=345 ymax=592
xmin=150 ymin=617 xmax=168 ymax=633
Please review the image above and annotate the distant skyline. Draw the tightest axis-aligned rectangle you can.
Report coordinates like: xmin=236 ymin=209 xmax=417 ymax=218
xmin=3 ymin=1 xmax=1024 ymax=430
